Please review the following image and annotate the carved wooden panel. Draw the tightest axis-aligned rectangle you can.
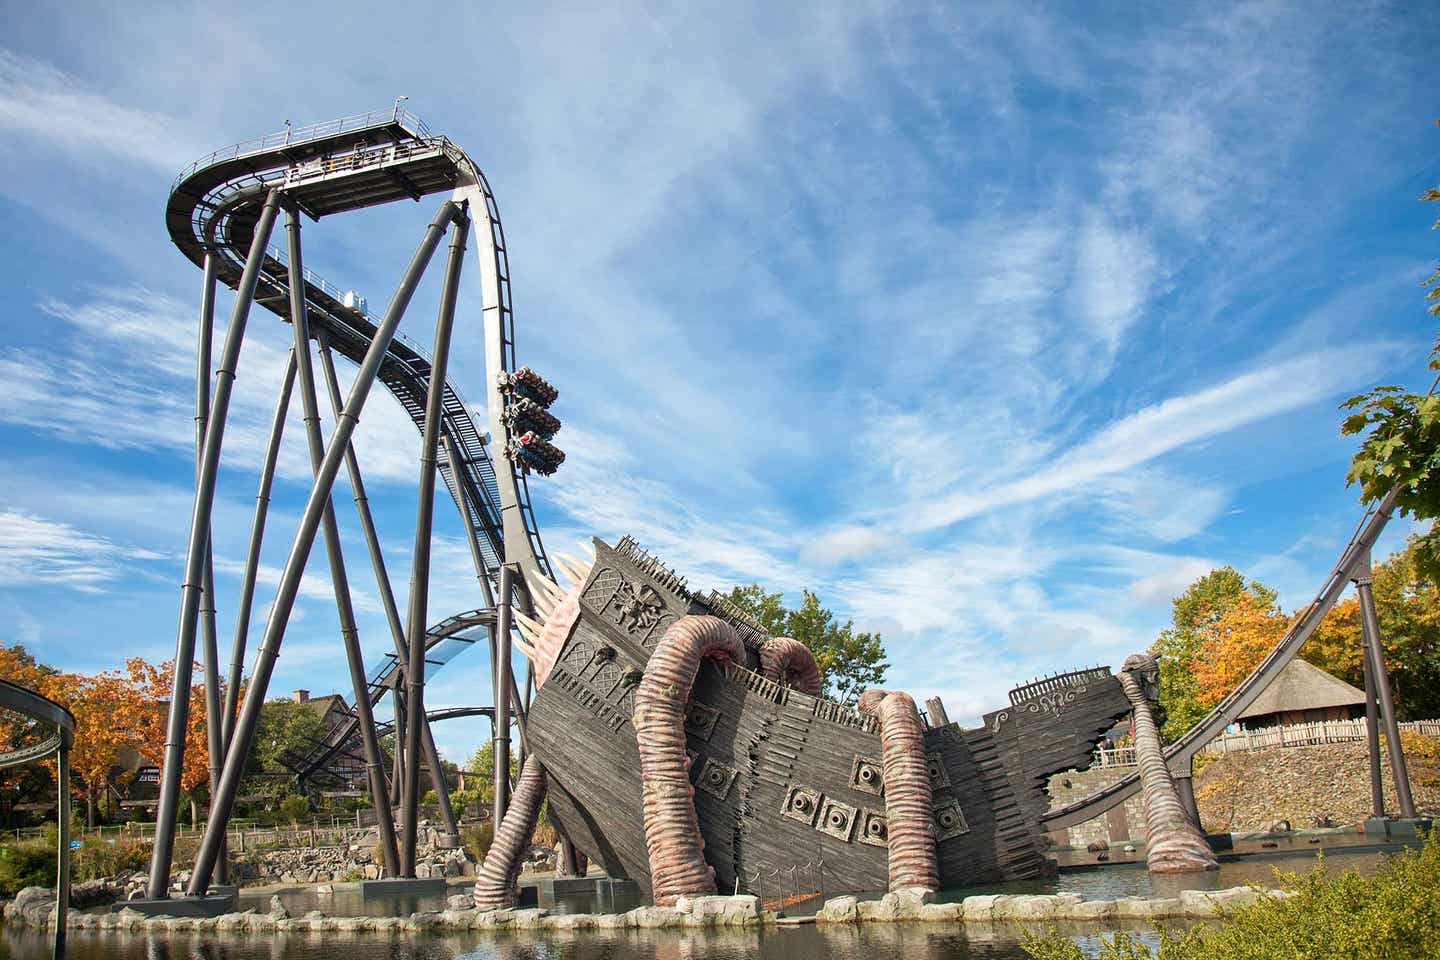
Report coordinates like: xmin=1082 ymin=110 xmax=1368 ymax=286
xmin=818 ymin=797 xmax=857 ymax=842
xmin=696 ymin=758 xmax=738 ymax=800
xmin=857 ymin=808 xmax=889 ymax=847
xmin=934 ymin=799 xmax=970 ymax=841
xmin=685 ymin=700 xmax=721 ymax=741
xmin=782 ymin=785 xmax=821 ymax=826
xmin=850 ymin=754 xmax=884 ymax=795
xmin=926 ymin=751 xmax=951 ymax=789
xmin=581 ymin=565 xmax=678 ymax=647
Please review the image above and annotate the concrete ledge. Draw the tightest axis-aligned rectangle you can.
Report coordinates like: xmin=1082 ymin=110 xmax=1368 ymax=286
xmin=116 ymin=892 xmax=237 ymax=918
xmin=359 ymin=877 xmax=448 ymax=897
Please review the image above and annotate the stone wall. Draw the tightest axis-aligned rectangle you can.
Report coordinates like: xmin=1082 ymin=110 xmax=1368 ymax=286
xmin=1047 ymin=738 xmax=1440 ymax=846
xmin=1194 ymin=740 xmax=1440 ymax=831
xmin=1046 ymin=767 xmax=1146 ymax=847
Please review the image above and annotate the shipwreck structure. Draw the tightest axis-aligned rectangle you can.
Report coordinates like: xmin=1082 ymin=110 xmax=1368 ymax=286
xmin=503 ymin=537 xmax=1135 ymax=901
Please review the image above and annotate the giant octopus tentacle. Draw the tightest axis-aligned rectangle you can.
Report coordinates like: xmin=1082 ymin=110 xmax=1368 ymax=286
xmin=858 ymin=688 xmax=939 ymax=894
xmin=759 ymin=636 xmax=822 ymax=695
xmin=634 ymin=615 xmax=746 ymax=905
xmin=1119 ymin=653 xmax=1218 ymax=874
xmin=473 ymin=754 xmax=548 ymax=909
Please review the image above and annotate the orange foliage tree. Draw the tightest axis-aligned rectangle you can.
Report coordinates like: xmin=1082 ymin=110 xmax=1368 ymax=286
xmin=37 ymin=669 xmax=134 ymax=829
xmin=1190 ymin=591 xmax=1289 ymax=709
xmin=115 ymin=658 xmax=212 ymax=825
xmin=0 ymin=645 xmax=55 ymax=810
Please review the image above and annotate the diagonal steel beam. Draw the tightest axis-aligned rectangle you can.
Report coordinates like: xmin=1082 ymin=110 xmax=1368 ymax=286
xmin=149 ymin=188 xmax=283 ymax=899
xmin=282 ymin=206 xmax=400 ymax=876
xmin=185 ymin=199 xmax=460 ymax=896
xmin=402 ymin=210 xmax=470 ymax=873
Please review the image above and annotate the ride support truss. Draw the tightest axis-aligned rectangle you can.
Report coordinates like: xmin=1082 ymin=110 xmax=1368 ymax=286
xmin=145 ymin=108 xmax=562 ymax=902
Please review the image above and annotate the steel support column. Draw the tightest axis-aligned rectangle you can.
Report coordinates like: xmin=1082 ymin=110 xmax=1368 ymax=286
xmin=1354 ymin=551 xmax=1416 ymax=818
xmin=54 ymin=741 xmax=70 ymax=960
xmin=1360 ymin=630 xmax=1386 ymax=818
xmin=149 ymin=188 xmax=282 ymax=900
xmin=1176 ymin=771 xmax=1202 ymax=833
xmin=401 ymin=211 xmax=469 ymax=873
xmin=283 ymin=207 xmax=400 ymax=877
xmin=223 ymin=351 xmax=298 ymax=748
xmin=316 ymin=334 xmax=459 ymax=844
xmin=391 ymin=691 xmax=405 ymax=807
xmin=493 ymin=565 xmax=514 ymax=825
xmin=437 ymin=432 xmax=529 ymax=758
xmin=186 ymin=199 xmax=459 ymax=896
xmin=194 ymin=252 xmax=228 ymax=883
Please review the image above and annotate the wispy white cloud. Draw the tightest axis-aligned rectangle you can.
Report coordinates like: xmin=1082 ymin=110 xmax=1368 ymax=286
xmin=0 ymin=50 xmax=200 ymax=170
xmin=897 ymin=345 xmax=1389 ymax=535
xmin=0 ymin=509 xmax=160 ymax=591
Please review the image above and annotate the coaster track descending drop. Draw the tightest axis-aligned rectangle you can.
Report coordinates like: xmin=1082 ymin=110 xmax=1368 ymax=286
xmin=147 ymin=107 xmax=563 ymax=899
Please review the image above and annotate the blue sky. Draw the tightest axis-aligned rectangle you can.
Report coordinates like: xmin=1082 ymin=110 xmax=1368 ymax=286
xmin=0 ymin=2 xmax=1437 ymax=764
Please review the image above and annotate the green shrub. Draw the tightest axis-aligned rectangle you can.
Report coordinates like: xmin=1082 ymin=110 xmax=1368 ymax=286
xmin=1023 ymin=836 xmax=1440 ymax=959
xmin=463 ymin=822 xmax=494 ymax=863
xmin=72 ymin=836 xmax=149 ymax=881
xmin=279 ymin=795 xmax=310 ymax=826
xmin=0 ymin=832 xmax=149 ymax=897
xmin=0 ymin=838 xmax=57 ymax=897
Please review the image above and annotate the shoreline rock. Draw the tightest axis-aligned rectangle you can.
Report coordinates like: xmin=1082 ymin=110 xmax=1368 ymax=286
xmin=8 ymin=884 xmax=1283 ymax=933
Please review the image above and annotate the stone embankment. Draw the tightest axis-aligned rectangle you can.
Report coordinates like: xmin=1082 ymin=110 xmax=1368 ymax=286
xmin=5 ymin=885 xmax=1283 ymax=933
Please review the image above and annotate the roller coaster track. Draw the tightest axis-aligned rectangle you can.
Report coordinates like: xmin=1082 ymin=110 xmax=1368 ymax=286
xmin=165 ymin=107 xmax=552 ymax=586
xmin=1043 ymin=488 xmax=1399 ymax=830
xmin=284 ymin=609 xmax=495 ymax=782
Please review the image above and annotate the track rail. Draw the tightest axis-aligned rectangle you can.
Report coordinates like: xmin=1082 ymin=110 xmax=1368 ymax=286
xmin=165 ymin=111 xmax=549 ymax=587
xmin=1043 ymin=489 xmax=1398 ymax=829
xmin=285 ymin=608 xmax=495 ymax=781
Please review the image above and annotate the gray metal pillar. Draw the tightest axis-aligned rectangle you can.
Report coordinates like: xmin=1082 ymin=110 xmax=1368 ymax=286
xmin=283 ymin=206 xmax=400 ymax=877
xmin=54 ymin=741 xmax=70 ymax=960
xmin=149 ymin=188 xmax=282 ymax=900
xmin=222 ymin=352 xmax=298 ymax=748
xmin=421 ymin=718 xmax=461 ymax=841
xmin=186 ymin=199 xmax=459 ymax=896
xmin=1361 ymin=630 xmax=1386 ymax=817
xmin=390 ymin=689 xmax=405 ymax=808
xmin=193 ymin=252 xmax=228 ymax=883
xmin=401 ymin=211 xmax=469 ymax=873
xmin=493 ymin=564 xmax=514 ymax=825
xmin=1354 ymin=553 xmax=1416 ymax=818
xmin=316 ymin=334 xmax=458 ymax=840
xmin=1176 ymin=772 xmax=1202 ymax=832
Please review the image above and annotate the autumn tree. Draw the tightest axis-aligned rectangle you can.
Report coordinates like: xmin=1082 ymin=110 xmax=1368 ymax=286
xmin=114 ymin=658 xmax=211 ymax=826
xmin=1190 ymin=591 xmax=1289 ymax=709
xmin=1151 ymin=568 xmax=1278 ymax=739
xmin=1305 ymin=538 xmax=1440 ymax=719
xmin=38 ymin=669 xmax=133 ymax=829
xmin=725 ymin=585 xmax=888 ymax=705
xmin=0 ymin=645 xmax=58 ymax=823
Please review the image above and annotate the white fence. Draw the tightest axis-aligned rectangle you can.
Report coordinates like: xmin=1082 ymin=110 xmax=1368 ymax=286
xmin=1090 ymin=718 xmax=1440 ymax=768
xmin=1200 ymin=718 xmax=1440 ymax=756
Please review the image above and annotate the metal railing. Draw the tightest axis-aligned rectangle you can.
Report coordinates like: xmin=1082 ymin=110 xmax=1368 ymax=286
xmin=172 ymin=105 xmax=432 ymax=190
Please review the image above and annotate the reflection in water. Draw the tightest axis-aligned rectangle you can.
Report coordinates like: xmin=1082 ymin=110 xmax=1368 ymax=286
xmin=4 ymin=924 xmax=1045 ymax=960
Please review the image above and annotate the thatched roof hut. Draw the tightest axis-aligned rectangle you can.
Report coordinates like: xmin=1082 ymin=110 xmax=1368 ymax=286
xmin=1238 ymin=658 xmax=1365 ymax=729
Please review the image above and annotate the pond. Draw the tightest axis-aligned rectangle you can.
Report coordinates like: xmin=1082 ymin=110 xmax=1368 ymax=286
xmin=2 ymin=842 xmax=1414 ymax=960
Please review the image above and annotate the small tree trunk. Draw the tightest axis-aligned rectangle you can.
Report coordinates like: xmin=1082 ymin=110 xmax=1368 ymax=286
xmin=190 ymin=798 xmax=198 ymax=830
xmin=87 ymin=784 xmax=96 ymax=830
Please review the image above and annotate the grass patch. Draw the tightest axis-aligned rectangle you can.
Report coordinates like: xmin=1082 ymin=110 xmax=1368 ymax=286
xmin=1023 ymin=836 xmax=1440 ymax=959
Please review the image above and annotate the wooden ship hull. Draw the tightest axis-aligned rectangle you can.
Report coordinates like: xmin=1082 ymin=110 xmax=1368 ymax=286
xmin=527 ymin=537 xmax=1132 ymax=898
